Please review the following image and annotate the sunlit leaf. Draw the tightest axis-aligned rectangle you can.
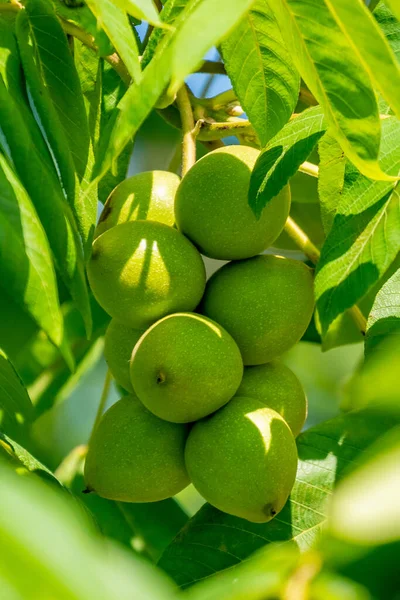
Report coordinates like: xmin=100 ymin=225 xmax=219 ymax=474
xmin=18 ymin=0 xmax=97 ymax=255
xmin=318 ymin=134 xmax=346 ymax=235
xmin=386 ymin=0 xmax=400 ymax=23
xmin=159 ymin=411 xmax=392 ymax=587
xmin=273 ymin=0 xmax=391 ymax=182
xmin=86 ymin=0 xmax=141 ymax=82
xmin=249 ymin=106 xmax=326 ymax=218
xmin=324 ymin=0 xmax=400 ymax=122
xmin=112 ymin=0 xmax=164 ymax=27
xmin=141 ymin=0 xmax=184 ymax=69
xmin=315 ymin=117 xmax=400 ymax=336
xmin=221 ymin=0 xmax=300 ymax=146
xmin=168 ymin=0 xmax=255 ymax=96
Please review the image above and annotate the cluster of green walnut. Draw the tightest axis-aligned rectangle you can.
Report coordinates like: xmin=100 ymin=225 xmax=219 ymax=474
xmin=84 ymin=145 xmax=314 ymax=524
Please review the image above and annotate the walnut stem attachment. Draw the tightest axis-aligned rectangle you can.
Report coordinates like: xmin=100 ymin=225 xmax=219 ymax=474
xmin=176 ymin=86 xmax=196 ymax=176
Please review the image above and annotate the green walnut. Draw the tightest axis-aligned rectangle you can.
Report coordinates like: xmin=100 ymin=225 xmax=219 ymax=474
xmin=87 ymin=221 xmax=206 ymax=328
xmin=130 ymin=312 xmax=243 ymax=423
xmin=237 ymin=361 xmax=307 ymax=437
xmin=185 ymin=396 xmax=298 ymax=523
xmin=104 ymin=319 xmax=146 ymax=392
xmin=175 ymin=145 xmax=291 ymax=260
xmin=84 ymin=395 xmax=189 ymax=502
xmin=96 ymin=171 xmax=180 ymax=238
xmin=201 ymin=255 xmax=314 ymax=365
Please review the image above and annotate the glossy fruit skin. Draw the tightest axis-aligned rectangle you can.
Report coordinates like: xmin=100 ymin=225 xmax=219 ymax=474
xmin=201 ymin=255 xmax=314 ymax=365
xmin=175 ymin=145 xmax=291 ymax=260
xmin=87 ymin=221 xmax=206 ymax=328
xmin=130 ymin=312 xmax=243 ymax=423
xmin=96 ymin=171 xmax=180 ymax=238
xmin=185 ymin=396 xmax=298 ymax=523
xmin=104 ymin=319 xmax=145 ymax=392
xmin=84 ymin=395 xmax=190 ymax=502
xmin=237 ymin=361 xmax=307 ymax=437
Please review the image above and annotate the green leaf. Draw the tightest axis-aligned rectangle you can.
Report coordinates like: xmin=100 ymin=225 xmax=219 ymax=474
xmin=273 ymin=0 xmax=390 ymax=182
xmin=330 ymin=427 xmax=400 ymax=545
xmin=318 ymin=134 xmax=346 ymax=235
xmin=386 ymin=0 xmax=400 ymax=22
xmin=27 ymin=300 xmax=109 ymax=418
xmin=54 ymin=0 xmax=114 ymax=57
xmin=0 ymin=154 xmax=64 ymax=355
xmin=323 ymin=0 xmax=400 ymax=122
xmin=111 ymin=0 xmax=164 ymax=27
xmin=168 ymin=0 xmax=255 ymax=96
xmin=0 ymin=461 xmax=176 ymax=599
xmin=0 ymin=76 xmax=92 ymax=339
xmin=0 ymin=289 xmax=37 ymax=366
xmin=0 ymin=351 xmax=33 ymax=442
xmin=86 ymin=0 xmax=142 ymax=82
xmin=345 ymin=335 xmax=400 ymax=415
xmin=221 ymin=0 xmax=300 ymax=146
xmin=315 ymin=116 xmax=400 ymax=336
xmin=73 ymin=42 xmax=133 ymax=202
xmin=0 ymin=19 xmax=58 ymax=175
xmin=141 ymin=0 xmax=184 ymax=69
xmin=365 ymin=266 xmax=400 ymax=355
xmin=95 ymin=0 xmax=257 ymax=180
xmin=0 ymin=430 xmax=60 ymax=485
xmin=158 ymin=411 xmax=393 ymax=587
xmin=17 ymin=1 xmax=97 ymax=255
xmin=183 ymin=544 xmax=298 ymax=599
xmin=98 ymin=61 xmax=134 ymax=201
xmin=249 ymin=106 xmax=326 ymax=218
xmin=374 ymin=2 xmax=400 ymax=63
xmin=74 ymin=41 xmax=102 ymax=148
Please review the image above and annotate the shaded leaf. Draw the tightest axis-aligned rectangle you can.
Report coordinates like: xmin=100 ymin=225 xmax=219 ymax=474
xmin=330 ymin=427 xmax=400 ymax=545
xmin=315 ymin=117 xmax=400 ymax=336
xmin=0 ymin=461 xmax=176 ymax=599
xmin=273 ymin=0 xmax=389 ymax=181
xmin=0 ymin=289 xmax=37 ymax=365
xmin=249 ymin=106 xmax=326 ymax=218
xmin=0 ymin=430 xmax=60 ymax=486
xmin=365 ymin=266 xmax=400 ymax=355
xmin=324 ymin=0 xmax=400 ymax=122
xmin=0 ymin=74 xmax=92 ymax=339
xmin=112 ymin=0 xmax=164 ymax=27
xmin=318 ymin=134 xmax=346 ymax=235
xmin=167 ymin=0 xmax=255 ymax=96
xmin=0 ymin=350 xmax=33 ymax=442
xmin=17 ymin=1 xmax=97 ymax=255
xmin=0 ymin=154 xmax=64 ymax=356
xmin=86 ymin=0 xmax=141 ymax=82
xmin=158 ymin=411 xmax=393 ymax=587
xmin=27 ymin=300 xmax=109 ymax=418
xmin=183 ymin=544 xmax=298 ymax=599
xmin=221 ymin=0 xmax=300 ymax=146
